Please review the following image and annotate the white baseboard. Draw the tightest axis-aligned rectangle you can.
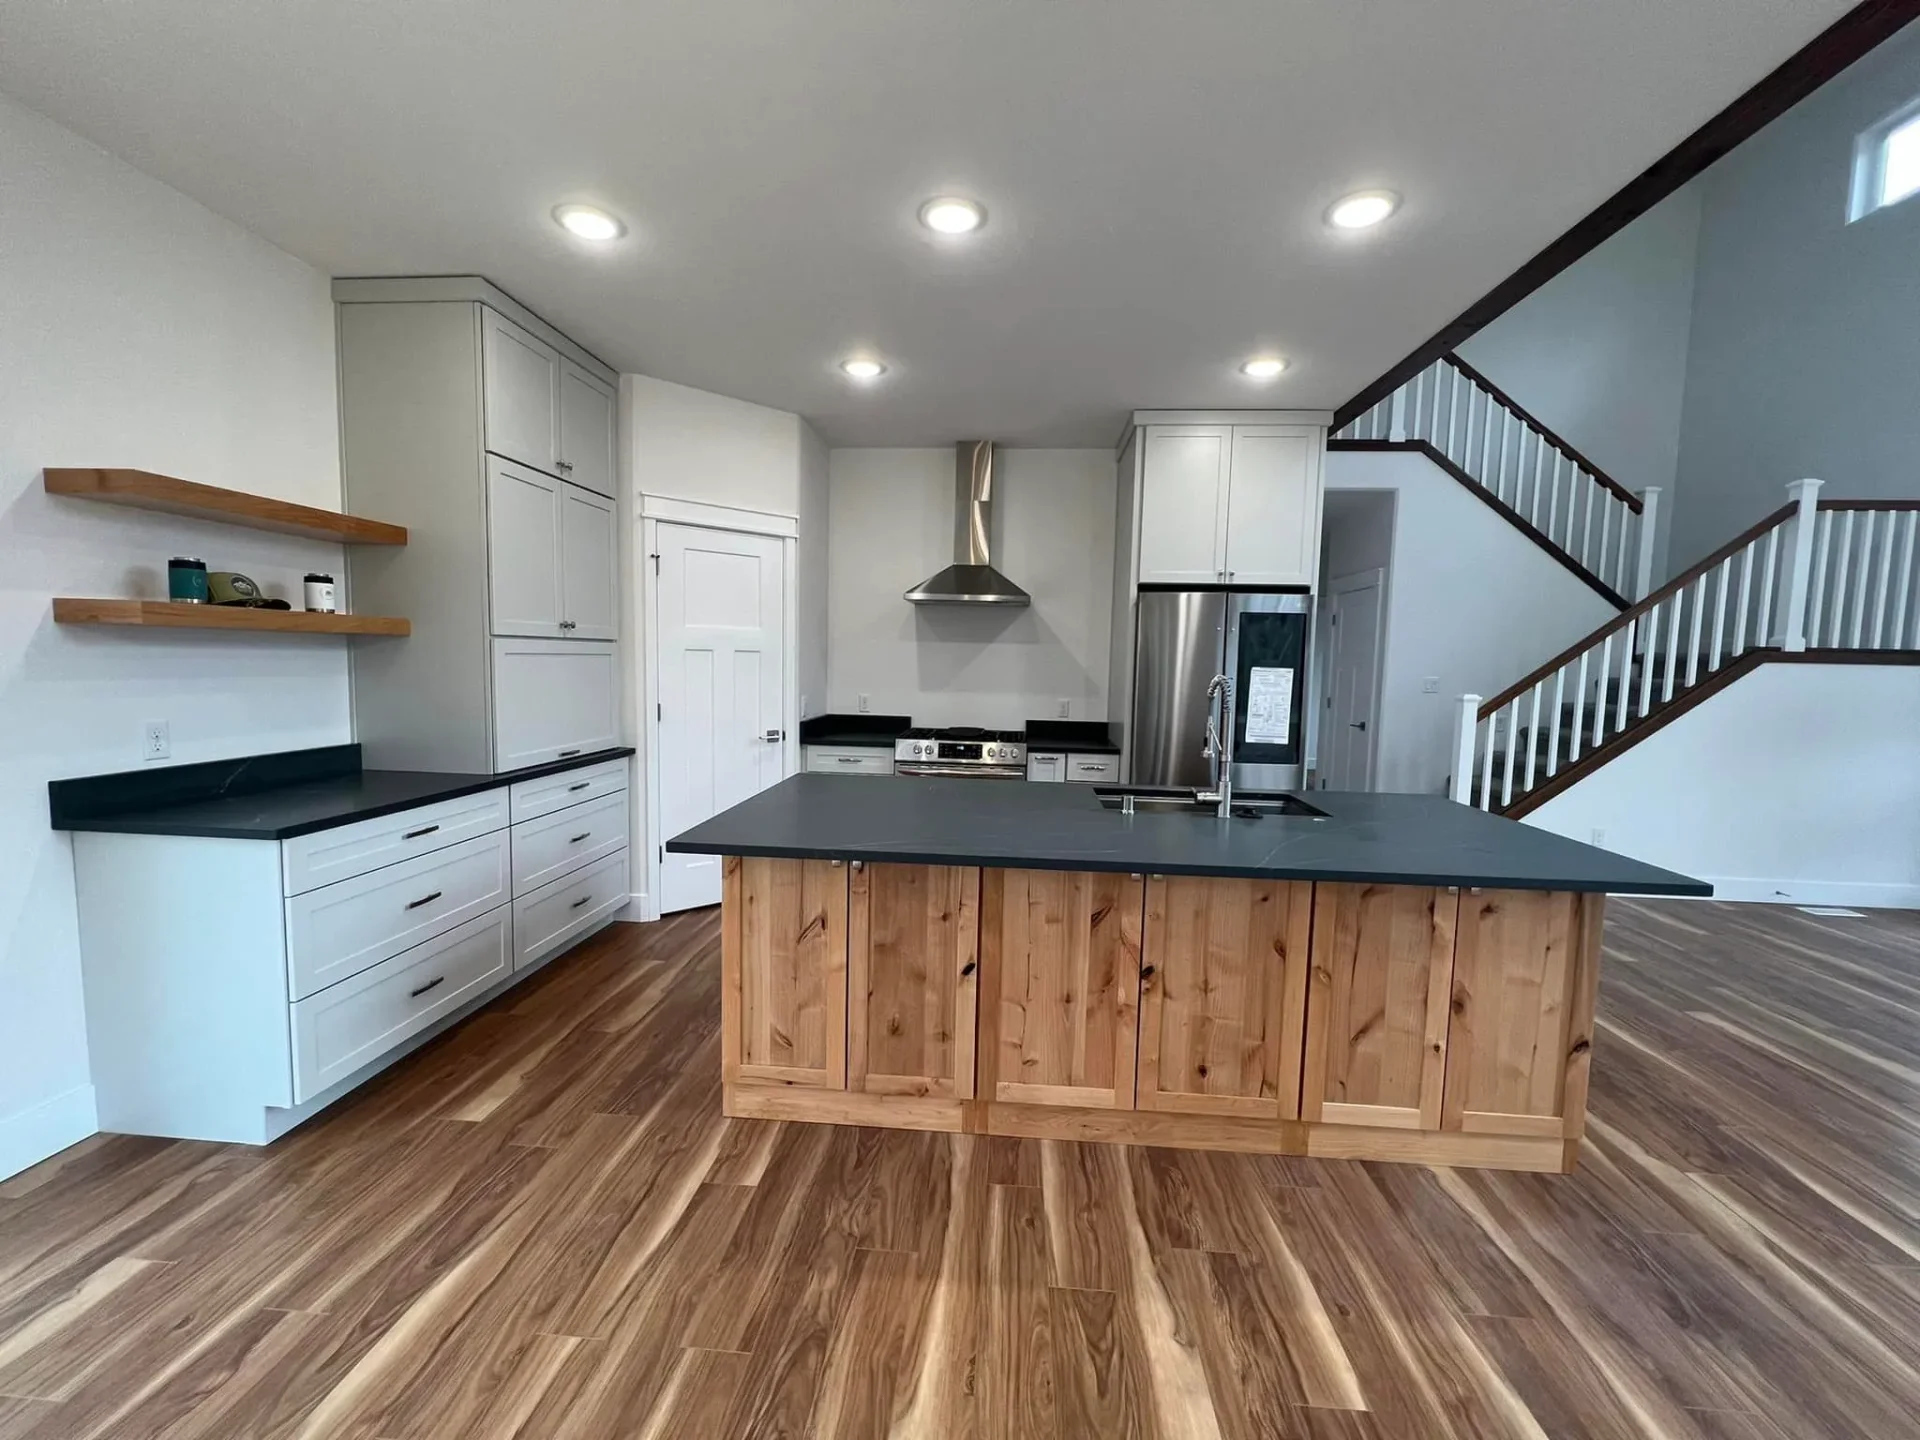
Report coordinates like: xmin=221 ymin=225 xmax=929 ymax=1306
xmin=0 ymin=1084 xmax=98 ymax=1182
xmin=1654 ymin=877 xmax=1920 ymax=910
xmin=629 ymin=890 xmax=660 ymax=923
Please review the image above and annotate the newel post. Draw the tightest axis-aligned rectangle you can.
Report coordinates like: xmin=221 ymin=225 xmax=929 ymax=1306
xmin=1632 ymin=487 xmax=1661 ymax=599
xmin=1450 ymin=695 xmax=1482 ymax=804
xmin=1779 ymin=477 xmax=1824 ymax=651
xmin=1389 ymin=384 xmax=1409 ymax=442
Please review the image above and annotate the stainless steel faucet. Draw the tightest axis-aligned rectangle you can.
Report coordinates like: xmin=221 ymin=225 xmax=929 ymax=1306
xmin=1199 ymin=673 xmax=1234 ymax=818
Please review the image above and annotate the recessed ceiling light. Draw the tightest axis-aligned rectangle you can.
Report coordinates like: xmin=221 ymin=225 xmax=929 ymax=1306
xmin=1241 ymin=356 xmax=1288 ymax=380
xmin=553 ymin=204 xmax=625 ymax=241
xmin=841 ymin=357 xmax=887 ymax=380
xmin=1327 ymin=190 xmax=1399 ymax=230
xmin=919 ymin=197 xmax=986 ymax=235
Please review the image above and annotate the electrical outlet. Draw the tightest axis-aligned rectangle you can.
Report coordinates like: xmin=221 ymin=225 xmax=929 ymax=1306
xmin=857 ymin=693 xmax=870 ymax=713
xmin=1422 ymin=676 xmax=1440 ymax=694
xmin=1589 ymin=828 xmax=1607 ymax=848
xmin=1056 ymin=698 xmax=1072 ymax=719
xmin=143 ymin=720 xmax=171 ymax=762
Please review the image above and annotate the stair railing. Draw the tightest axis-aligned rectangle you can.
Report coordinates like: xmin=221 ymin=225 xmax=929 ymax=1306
xmin=1451 ymin=481 xmax=1920 ymax=812
xmin=1336 ymin=352 xmax=1655 ymax=601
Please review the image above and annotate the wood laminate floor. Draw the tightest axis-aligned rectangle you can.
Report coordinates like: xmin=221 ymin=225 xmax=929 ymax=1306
xmin=3 ymin=900 xmax=1919 ymax=1438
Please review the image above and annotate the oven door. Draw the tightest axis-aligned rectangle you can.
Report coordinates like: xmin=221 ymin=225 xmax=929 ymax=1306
xmin=894 ymin=763 xmax=1025 ymax=780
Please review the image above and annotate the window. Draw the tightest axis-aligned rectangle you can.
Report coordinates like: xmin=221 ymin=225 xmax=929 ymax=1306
xmin=1849 ymin=100 xmax=1920 ymax=222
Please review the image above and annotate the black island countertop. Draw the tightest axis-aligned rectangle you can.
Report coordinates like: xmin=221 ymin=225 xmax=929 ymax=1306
xmin=667 ymin=773 xmax=1710 ymax=896
xmin=50 ymin=743 xmax=636 ymax=841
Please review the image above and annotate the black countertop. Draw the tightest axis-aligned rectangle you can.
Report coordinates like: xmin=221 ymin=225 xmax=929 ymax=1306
xmin=667 ymin=774 xmax=1710 ymax=896
xmin=798 ymin=714 xmax=913 ymax=748
xmin=50 ymin=744 xmax=636 ymax=841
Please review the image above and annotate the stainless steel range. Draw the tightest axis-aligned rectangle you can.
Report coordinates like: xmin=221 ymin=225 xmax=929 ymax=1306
xmin=893 ymin=727 xmax=1026 ymax=779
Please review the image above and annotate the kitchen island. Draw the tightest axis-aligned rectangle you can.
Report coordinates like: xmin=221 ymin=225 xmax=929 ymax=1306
xmin=667 ymin=775 xmax=1708 ymax=1172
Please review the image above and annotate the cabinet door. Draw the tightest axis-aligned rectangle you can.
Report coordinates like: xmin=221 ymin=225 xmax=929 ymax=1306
xmin=558 ymin=360 xmax=618 ymax=499
xmin=849 ymin=862 xmax=980 ymax=1100
xmin=1137 ymin=427 xmax=1231 ymax=584
xmin=724 ymin=856 xmax=849 ymax=1089
xmin=487 ymin=459 xmax=565 ymax=638
xmin=491 ymin=639 xmax=619 ymax=770
xmin=1224 ymin=426 xmax=1323 ymax=586
xmin=482 ymin=308 xmax=560 ymax=473
xmin=1302 ymin=884 xmax=1459 ymax=1130
xmin=982 ymin=869 xmax=1142 ymax=1109
xmin=1138 ymin=875 xmax=1311 ymax=1117
xmin=1442 ymin=890 xmax=1601 ymax=1138
xmin=559 ymin=482 xmax=619 ymax=641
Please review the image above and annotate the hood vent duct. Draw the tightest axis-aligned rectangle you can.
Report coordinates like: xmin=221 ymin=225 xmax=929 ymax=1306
xmin=904 ymin=441 xmax=1032 ymax=606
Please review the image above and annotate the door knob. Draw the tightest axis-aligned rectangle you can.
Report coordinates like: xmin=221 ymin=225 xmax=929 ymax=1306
xmin=1349 ymin=721 xmax=1367 ymax=731
xmin=762 ymin=729 xmax=785 ymax=743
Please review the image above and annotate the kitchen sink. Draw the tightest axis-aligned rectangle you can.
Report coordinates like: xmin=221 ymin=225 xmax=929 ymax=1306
xmin=1094 ymin=788 xmax=1328 ymax=819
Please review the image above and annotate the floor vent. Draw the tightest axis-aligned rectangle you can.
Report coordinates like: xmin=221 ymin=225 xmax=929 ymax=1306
xmin=1796 ymin=906 xmax=1865 ymax=918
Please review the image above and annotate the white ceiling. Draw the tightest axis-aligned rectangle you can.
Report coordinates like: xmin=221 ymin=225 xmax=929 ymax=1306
xmin=0 ymin=0 xmax=1857 ymax=446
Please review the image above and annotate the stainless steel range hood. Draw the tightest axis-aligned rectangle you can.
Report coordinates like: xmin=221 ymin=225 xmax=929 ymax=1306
xmin=904 ymin=441 xmax=1032 ymax=606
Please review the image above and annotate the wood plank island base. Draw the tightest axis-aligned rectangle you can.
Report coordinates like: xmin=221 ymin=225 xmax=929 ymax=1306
xmin=679 ymin=774 xmax=1707 ymax=1174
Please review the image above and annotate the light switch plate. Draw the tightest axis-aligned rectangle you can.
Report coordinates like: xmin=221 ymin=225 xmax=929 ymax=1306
xmin=1422 ymin=676 xmax=1440 ymax=694
xmin=1056 ymin=698 xmax=1072 ymax=718
xmin=857 ymin=694 xmax=870 ymax=713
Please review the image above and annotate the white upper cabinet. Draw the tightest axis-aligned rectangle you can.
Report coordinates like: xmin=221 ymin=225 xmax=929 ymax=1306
xmin=1136 ymin=421 xmax=1325 ymax=588
xmin=482 ymin=309 xmax=562 ymax=474
xmin=559 ymin=484 xmax=619 ymax=640
xmin=558 ymin=361 xmax=618 ymax=499
xmin=492 ymin=639 xmax=620 ymax=770
xmin=1137 ymin=428 xmax=1232 ymax=585
xmin=1224 ymin=426 xmax=1324 ymax=587
xmin=487 ymin=459 xmax=565 ymax=638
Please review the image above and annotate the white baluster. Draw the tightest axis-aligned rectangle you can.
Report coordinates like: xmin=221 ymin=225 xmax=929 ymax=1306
xmin=1686 ymin=575 xmax=1704 ymax=686
xmin=1478 ymin=711 xmax=1496 ymax=811
xmin=1450 ymin=694 xmax=1482 ymax=804
xmin=1547 ymin=667 xmax=1566 ymax=777
xmin=1582 ymin=483 xmax=1597 ymax=573
xmin=1733 ymin=540 xmax=1757 ymax=655
xmin=1663 ymin=595 xmax=1682 ymax=702
xmin=1807 ymin=509 xmax=1833 ymax=647
xmin=1497 ymin=412 xmax=1512 ymax=502
xmin=1614 ymin=497 xmax=1633 ymax=597
xmin=1778 ymin=478 xmax=1823 ymax=651
xmin=1634 ymin=488 xmax=1660 ymax=600
xmin=1527 ymin=445 xmax=1543 ymax=529
xmin=1615 ymin=619 xmax=1635 ymax=732
xmin=1597 ymin=500 xmax=1612 ymax=587
xmin=1594 ymin=633 xmax=1613 ymax=746
xmin=1869 ymin=510 xmax=1896 ymax=647
xmin=1445 ymin=367 xmax=1461 ymax=461
xmin=1709 ymin=557 xmax=1731 ymax=670
xmin=1541 ymin=446 xmax=1558 ymax=552
xmin=1853 ymin=511 xmax=1878 ymax=649
xmin=1756 ymin=524 xmax=1779 ymax=646
xmin=1830 ymin=510 xmax=1855 ymax=647
xmin=1389 ymin=383 xmax=1409 ymax=443
xmin=1501 ymin=698 xmax=1520 ymax=806
xmin=1637 ymin=605 xmax=1657 ymax=718
xmin=1890 ymin=511 xmax=1916 ymax=650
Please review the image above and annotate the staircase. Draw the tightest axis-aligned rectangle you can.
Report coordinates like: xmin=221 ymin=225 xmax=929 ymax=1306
xmin=1334 ymin=352 xmax=1656 ymax=608
xmin=1454 ymin=484 xmax=1920 ymax=817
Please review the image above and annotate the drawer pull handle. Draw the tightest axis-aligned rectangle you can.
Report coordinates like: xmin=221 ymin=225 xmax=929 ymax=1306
xmin=1076 ymin=763 xmax=1105 ymax=772
xmin=409 ymin=976 xmax=446 ymax=999
xmin=405 ymin=890 xmax=444 ymax=911
xmin=836 ymin=756 xmax=861 ymax=764
xmin=569 ymin=832 xmax=591 ymax=844
xmin=403 ymin=824 xmax=440 ymax=840
xmin=558 ymin=749 xmax=582 ymax=758
xmin=567 ymin=781 xmax=591 ymax=792
xmin=570 ymin=894 xmax=593 ymax=909
xmin=960 ymin=961 xmax=977 ymax=977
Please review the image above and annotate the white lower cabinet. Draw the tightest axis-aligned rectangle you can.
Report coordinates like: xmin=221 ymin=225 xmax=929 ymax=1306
xmin=1066 ymin=753 xmax=1119 ymax=783
xmin=492 ymin=638 xmax=620 ymax=770
xmin=510 ymin=756 xmax=628 ymax=823
xmin=511 ymin=789 xmax=628 ymax=892
xmin=291 ymin=906 xmax=512 ymax=1102
xmin=514 ymin=848 xmax=628 ymax=971
xmin=804 ymin=745 xmax=895 ymax=775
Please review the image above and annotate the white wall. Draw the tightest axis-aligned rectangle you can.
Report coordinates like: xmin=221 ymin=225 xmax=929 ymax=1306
xmin=796 ymin=420 xmax=830 ymax=719
xmin=1326 ymin=448 xmax=1618 ymax=796
xmin=0 ymin=93 xmax=348 ymax=1178
xmin=828 ymin=449 xmax=1115 ymax=728
xmin=1456 ymin=186 xmax=1701 ymax=579
xmin=1527 ymin=663 xmax=1920 ymax=908
xmin=626 ymin=375 xmax=806 ymax=517
xmin=1671 ymin=24 xmax=1920 ymax=568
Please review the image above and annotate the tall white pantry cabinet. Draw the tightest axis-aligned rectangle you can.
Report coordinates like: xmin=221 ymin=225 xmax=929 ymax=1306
xmin=335 ymin=277 xmax=622 ymax=773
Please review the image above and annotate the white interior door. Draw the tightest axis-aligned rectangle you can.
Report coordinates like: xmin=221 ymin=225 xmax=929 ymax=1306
xmin=1322 ymin=572 xmax=1384 ymax=791
xmin=655 ymin=523 xmax=789 ymax=912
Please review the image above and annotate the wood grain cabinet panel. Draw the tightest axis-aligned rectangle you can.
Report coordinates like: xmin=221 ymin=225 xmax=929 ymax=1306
xmin=850 ymin=863 xmax=980 ymax=1100
xmin=1302 ymin=884 xmax=1459 ymax=1130
xmin=980 ymin=869 xmax=1144 ymax=1109
xmin=1137 ymin=875 xmax=1312 ymax=1118
xmin=723 ymin=856 xmax=849 ymax=1090
xmin=1442 ymin=889 xmax=1602 ymax=1138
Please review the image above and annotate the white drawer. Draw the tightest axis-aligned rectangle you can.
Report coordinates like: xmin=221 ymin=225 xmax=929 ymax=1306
xmin=286 ymin=831 xmax=511 ymax=1000
xmin=806 ymin=745 xmax=894 ymax=775
xmin=1027 ymin=751 xmax=1065 ymax=783
xmin=512 ymin=789 xmax=628 ymax=893
xmin=513 ymin=848 xmax=628 ymax=971
xmin=281 ymin=789 xmax=508 ymax=896
xmin=509 ymin=756 xmax=628 ymax=824
xmin=1067 ymin=752 xmax=1119 ymax=783
xmin=290 ymin=906 xmax=511 ymax=1102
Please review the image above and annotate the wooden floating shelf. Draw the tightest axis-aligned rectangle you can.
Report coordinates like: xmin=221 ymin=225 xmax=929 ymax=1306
xmin=52 ymin=599 xmax=410 ymax=637
xmin=43 ymin=468 xmax=407 ymax=546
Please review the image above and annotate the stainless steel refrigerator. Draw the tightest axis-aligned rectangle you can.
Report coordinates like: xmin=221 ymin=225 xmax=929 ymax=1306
xmin=1129 ymin=590 xmax=1312 ymax=791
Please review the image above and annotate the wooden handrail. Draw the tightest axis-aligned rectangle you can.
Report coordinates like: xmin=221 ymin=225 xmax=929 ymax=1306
xmin=1440 ymin=355 xmax=1643 ymax=513
xmin=1477 ymin=502 xmax=1796 ymax=719
xmin=1818 ymin=498 xmax=1920 ymax=511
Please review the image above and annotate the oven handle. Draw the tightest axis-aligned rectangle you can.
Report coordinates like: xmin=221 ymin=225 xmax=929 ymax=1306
xmin=894 ymin=764 xmax=1026 ymax=779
